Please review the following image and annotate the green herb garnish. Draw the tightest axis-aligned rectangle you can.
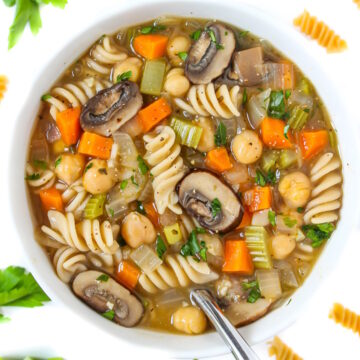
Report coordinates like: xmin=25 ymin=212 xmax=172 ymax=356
xmin=242 ymin=88 xmax=247 ymax=105
xmin=140 ymin=24 xmax=166 ymax=34
xmin=156 ymin=235 xmax=167 ymax=259
xmin=283 ymin=216 xmax=297 ymax=228
xmin=0 ymin=313 xmax=11 ymax=323
xmin=255 ymin=169 xmax=276 ymax=186
xmin=54 ymin=156 xmax=62 ymax=168
xmin=255 ymin=169 xmax=266 ymax=187
xmin=177 ymin=51 xmax=188 ymax=61
xmin=180 ymin=230 xmax=207 ymax=262
xmin=297 ymin=207 xmax=304 ymax=213
xmin=268 ymin=90 xmax=285 ymax=119
xmin=84 ymin=162 xmax=93 ymax=173
xmin=25 ymin=173 xmax=40 ymax=180
xmin=242 ymin=281 xmax=261 ymax=303
xmin=190 ymin=29 xmax=202 ymax=40
xmin=41 ymin=94 xmax=52 ymax=101
xmin=108 ymin=208 xmax=115 ymax=217
xmin=131 ymin=175 xmax=138 ymax=187
xmin=239 ymin=30 xmax=249 ymax=37
xmin=116 ymin=71 xmax=132 ymax=82
xmin=216 ymin=43 xmax=224 ymax=50
xmin=214 ymin=122 xmax=227 ymax=147
xmin=102 ymin=310 xmax=115 ymax=320
xmin=285 ymin=90 xmax=291 ymax=99
xmin=268 ymin=210 xmax=276 ymax=226
xmin=137 ymin=155 xmax=149 ymax=175
xmin=120 ymin=179 xmax=128 ymax=190
xmin=96 ymin=274 xmax=109 ymax=282
xmin=211 ymin=198 xmax=221 ymax=218
xmin=302 ymin=223 xmax=335 ymax=248
xmin=284 ymin=124 xmax=290 ymax=139
xmin=136 ymin=200 xmax=146 ymax=215
xmin=33 ymin=159 xmax=47 ymax=170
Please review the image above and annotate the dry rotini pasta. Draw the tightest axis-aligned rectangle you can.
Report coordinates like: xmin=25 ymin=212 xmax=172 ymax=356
xmin=268 ymin=336 xmax=303 ymax=360
xmin=138 ymin=254 xmax=219 ymax=294
xmin=174 ymin=83 xmax=241 ymax=118
xmin=293 ymin=10 xmax=347 ymax=52
xmin=329 ymin=303 xmax=360 ymax=336
xmin=0 ymin=75 xmax=8 ymax=102
xmin=143 ymin=126 xmax=187 ymax=215
xmin=41 ymin=210 xmax=119 ymax=254
xmin=304 ymin=153 xmax=342 ymax=224
xmin=354 ymin=0 xmax=360 ymax=8
xmin=26 ymin=163 xmax=55 ymax=193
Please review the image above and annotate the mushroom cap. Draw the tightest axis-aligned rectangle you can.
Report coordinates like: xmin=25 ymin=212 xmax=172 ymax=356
xmin=185 ymin=24 xmax=236 ymax=84
xmin=80 ymin=81 xmax=143 ymax=137
xmin=176 ymin=170 xmax=243 ymax=233
xmin=72 ymin=270 xmax=144 ymax=327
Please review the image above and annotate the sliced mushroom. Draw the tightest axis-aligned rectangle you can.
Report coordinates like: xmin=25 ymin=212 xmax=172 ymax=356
xmin=224 ymin=298 xmax=272 ymax=327
xmin=80 ymin=81 xmax=143 ymax=137
xmin=176 ymin=170 xmax=243 ymax=232
xmin=72 ymin=270 xmax=144 ymax=327
xmin=185 ymin=24 xmax=235 ymax=84
xmin=233 ymin=47 xmax=264 ymax=86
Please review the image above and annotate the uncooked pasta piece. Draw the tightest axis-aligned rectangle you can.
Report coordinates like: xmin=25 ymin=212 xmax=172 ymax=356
xmin=0 ymin=75 xmax=8 ymax=101
xmin=268 ymin=336 xmax=303 ymax=360
xmin=329 ymin=303 xmax=360 ymax=336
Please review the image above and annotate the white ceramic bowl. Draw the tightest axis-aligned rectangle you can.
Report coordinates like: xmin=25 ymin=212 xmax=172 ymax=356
xmin=9 ymin=0 xmax=360 ymax=358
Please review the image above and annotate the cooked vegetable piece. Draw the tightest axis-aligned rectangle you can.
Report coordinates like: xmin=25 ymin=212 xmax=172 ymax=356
xmin=222 ymin=240 xmax=254 ymax=274
xmin=84 ymin=194 xmax=106 ymax=219
xmin=130 ymin=244 xmax=162 ymax=273
xmin=140 ymin=59 xmax=167 ymax=95
xmin=214 ymin=122 xmax=227 ymax=147
xmin=268 ymin=90 xmax=285 ymax=119
xmin=138 ymin=97 xmax=172 ymax=132
xmin=288 ymin=105 xmax=309 ymax=131
xmin=261 ymin=117 xmax=293 ymax=149
xmin=256 ymin=269 xmax=282 ymax=299
xmin=298 ymin=78 xmax=311 ymax=95
xmin=278 ymin=149 xmax=297 ymax=169
xmin=170 ymin=117 xmax=203 ymax=149
xmin=205 ymin=147 xmax=233 ymax=172
xmin=247 ymin=88 xmax=271 ymax=128
xmin=156 ymin=234 xmax=167 ymax=259
xmin=299 ymin=130 xmax=329 ymax=159
xmin=116 ymin=260 xmax=140 ymax=289
xmin=78 ymin=132 xmax=113 ymax=160
xmin=56 ymin=107 xmax=81 ymax=146
xmin=261 ymin=151 xmax=279 ymax=172
xmin=39 ymin=187 xmax=63 ymax=212
xmin=236 ymin=208 xmax=252 ymax=229
xmin=143 ymin=202 xmax=159 ymax=227
xmin=245 ymin=226 xmax=272 ymax=269
xmin=133 ymin=34 xmax=169 ymax=59
xmin=244 ymin=186 xmax=272 ymax=213
xmin=164 ymin=223 xmax=183 ymax=244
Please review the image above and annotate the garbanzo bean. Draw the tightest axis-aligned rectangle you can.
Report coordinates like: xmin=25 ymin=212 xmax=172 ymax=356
xmin=113 ymin=57 xmax=143 ymax=83
xmin=164 ymin=68 xmax=190 ymax=97
xmin=231 ymin=130 xmax=263 ymax=164
xmin=167 ymin=35 xmax=191 ymax=65
xmin=271 ymin=234 xmax=296 ymax=259
xmin=83 ymin=159 xmax=114 ymax=194
xmin=55 ymin=153 xmax=85 ymax=185
xmin=172 ymin=306 xmax=207 ymax=334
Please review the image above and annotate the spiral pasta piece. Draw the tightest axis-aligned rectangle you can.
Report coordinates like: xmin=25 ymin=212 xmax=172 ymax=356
xmin=41 ymin=210 xmax=119 ymax=254
xmin=53 ymin=246 xmax=88 ymax=283
xmin=138 ymin=254 xmax=219 ymax=294
xmin=26 ymin=163 xmax=55 ymax=193
xmin=86 ymin=36 xmax=128 ymax=75
xmin=268 ymin=336 xmax=302 ymax=360
xmin=293 ymin=10 xmax=347 ymax=52
xmin=0 ymin=75 xmax=8 ymax=102
xmin=329 ymin=303 xmax=360 ymax=336
xmin=86 ymin=248 xmax=122 ymax=272
xmin=174 ymin=83 xmax=241 ymax=119
xmin=292 ymin=242 xmax=313 ymax=262
xmin=304 ymin=153 xmax=342 ymax=224
xmin=44 ymin=77 xmax=111 ymax=120
xmin=143 ymin=126 xmax=187 ymax=215
xmin=355 ymin=0 xmax=360 ymax=8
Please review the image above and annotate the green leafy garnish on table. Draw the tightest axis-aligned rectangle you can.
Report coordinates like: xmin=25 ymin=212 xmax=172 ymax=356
xmin=3 ymin=0 xmax=67 ymax=50
xmin=0 ymin=313 xmax=11 ymax=323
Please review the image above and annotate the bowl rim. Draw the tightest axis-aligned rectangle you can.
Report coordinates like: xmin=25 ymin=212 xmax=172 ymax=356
xmin=8 ymin=0 xmax=360 ymax=357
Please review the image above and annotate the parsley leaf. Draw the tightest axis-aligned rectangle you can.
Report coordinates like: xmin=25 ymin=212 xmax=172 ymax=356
xmin=96 ymin=274 xmax=109 ymax=282
xmin=54 ymin=156 xmax=62 ymax=168
xmin=180 ymin=230 xmax=207 ymax=261
xmin=302 ymin=223 xmax=335 ymax=248
xmin=177 ymin=51 xmax=188 ymax=61
xmin=214 ymin=122 xmax=227 ymax=147
xmin=285 ymin=89 xmax=291 ymax=99
xmin=120 ymin=179 xmax=128 ymax=190
xmin=41 ymin=93 xmax=51 ymax=101
xmin=190 ymin=29 xmax=202 ymax=40
xmin=33 ymin=159 xmax=47 ymax=170
xmin=108 ymin=208 xmax=115 ymax=217
xmin=242 ymin=281 xmax=261 ymax=303
xmin=255 ymin=169 xmax=266 ymax=186
xmin=131 ymin=175 xmax=138 ymax=187
xmin=136 ymin=200 xmax=146 ymax=215
xmin=297 ymin=207 xmax=304 ymax=213
xmin=211 ymin=198 xmax=221 ymax=218
xmin=268 ymin=210 xmax=276 ymax=226
xmin=4 ymin=0 xmax=16 ymax=6
xmin=116 ymin=71 xmax=132 ymax=82
xmin=137 ymin=155 xmax=149 ymax=175
xmin=242 ymin=88 xmax=247 ymax=105
xmin=284 ymin=124 xmax=290 ymax=139
xmin=255 ymin=169 xmax=277 ymax=186
xmin=84 ymin=162 xmax=93 ymax=173
xmin=25 ymin=173 xmax=40 ymax=180
xmin=140 ymin=24 xmax=166 ymax=34
xmin=0 ymin=313 xmax=11 ymax=323
xmin=268 ymin=90 xmax=285 ymax=119
xmin=156 ymin=235 xmax=167 ymax=259
xmin=239 ymin=30 xmax=249 ymax=37
xmin=102 ymin=310 xmax=115 ymax=320
xmin=283 ymin=216 xmax=297 ymax=228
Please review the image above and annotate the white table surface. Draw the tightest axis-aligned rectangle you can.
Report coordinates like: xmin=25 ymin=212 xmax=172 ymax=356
xmin=1 ymin=0 xmax=360 ymax=359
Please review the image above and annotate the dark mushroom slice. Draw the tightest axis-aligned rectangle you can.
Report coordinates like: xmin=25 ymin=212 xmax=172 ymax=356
xmin=80 ymin=81 xmax=143 ymax=137
xmin=232 ymin=47 xmax=264 ymax=86
xmin=72 ymin=270 xmax=144 ymax=327
xmin=185 ymin=24 xmax=235 ymax=84
xmin=176 ymin=170 xmax=243 ymax=233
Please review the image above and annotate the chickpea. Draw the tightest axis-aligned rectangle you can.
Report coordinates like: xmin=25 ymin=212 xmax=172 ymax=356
xmin=83 ymin=159 xmax=115 ymax=194
xmin=55 ymin=153 xmax=85 ymax=185
xmin=271 ymin=233 xmax=296 ymax=259
xmin=121 ymin=212 xmax=156 ymax=248
xmin=196 ymin=117 xmax=215 ymax=152
xmin=198 ymin=233 xmax=223 ymax=257
xmin=163 ymin=68 xmax=190 ymax=97
xmin=112 ymin=57 xmax=143 ymax=83
xmin=167 ymin=35 xmax=191 ymax=66
xmin=231 ymin=130 xmax=263 ymax=164
xmin=172 ymin=306 xmax=207 ymax=335
xmin=278 ymin=171 xmax=311 ymax=209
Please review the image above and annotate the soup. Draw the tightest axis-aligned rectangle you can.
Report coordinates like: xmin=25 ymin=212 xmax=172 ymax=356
xmin=25 ymin=17 xmax=342 ymax=334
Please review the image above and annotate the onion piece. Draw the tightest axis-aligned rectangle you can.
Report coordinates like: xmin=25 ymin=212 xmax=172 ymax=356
xmin=130 ymin=244 xmax=162 ymax=273
xmin=247 ymin=88 xmax=271 ymax=129
xmin=288 ymin=89 xmax=313 ymax=110
xmin=155 ymin=289 xmax=186 ymax=306
xmin=273 ymin=260 xmax=299 ymax=288
xmin=256 ymin=269 xmax=282 ymax=300
xmin=251 ymin=209 xmax=270 ymax=226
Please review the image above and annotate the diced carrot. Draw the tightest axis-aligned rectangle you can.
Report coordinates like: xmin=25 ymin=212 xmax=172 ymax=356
xmin=56 ymin=107 xmax=81 ymax=146
xmin=205 ymin=147 xmax=233 ymax=173
xmin=138 ymin=98 xmax=172 ymax=133
xmin=243 ymin=186 xmax=272 ymax=213
xmin=39 ymin=187 xmax=63 ymax=212
xmin=236 ymin=207 xmax=252 ymax=229
xmin=222 ymin=240 xmax=254 ymax=274
xmin=299 ymin=130 xmax=329 ymax=160
xmin=133 ymin=34 xmax=169 ymax=60
xmin=143 ymin=202 xmax=159 ymax=227
xmin=116 ymin=260 xmax=140 ymax=290
xmin=261 ymin=117 xmax=293 ymax=149
xmin=78 ymin=132 xmax=113 ymax=160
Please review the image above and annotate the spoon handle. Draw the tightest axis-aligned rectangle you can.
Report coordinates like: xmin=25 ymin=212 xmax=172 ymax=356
xmin=190 ymin=289 xmax=260 ymax=360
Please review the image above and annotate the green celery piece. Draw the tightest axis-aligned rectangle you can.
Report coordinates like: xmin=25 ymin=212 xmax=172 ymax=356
xmin=84 ymin=194 xmax=106 ymax=219
xmin=140 ymin=59 xmax=166 ymax=95
xmin=163 ymin=223 xmax=183 ymax=244
xmin=170 ymin=117 xmax=203 ymax=149
xmin=278 ymin=149 xmax=297 ymax=169
xmin=261 ymin=151 xmax=279 ymax=173
xmin=329 ymin=130 xmax=337 ymax=149
xmin=288 ymin=105 xmax=309 ymax=131
xmin=298 ymin=78 xmax=311 ymax=95
xmin=245 ymin=226 xmax=272 ymax=269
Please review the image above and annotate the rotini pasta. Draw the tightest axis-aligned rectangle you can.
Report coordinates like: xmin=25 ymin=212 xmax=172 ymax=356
xmin=292 ymin=242 xmax=313 ymax=262
xmin=329 ymin=303 xmax=360 ymax=335
xmin=26 ymin=163 xmax=55 ymax=193
xmin=354 ymin=0 xmax=360 ymax=8
xmin=293 ymin=10 xmax=347 ymax=53
xmin=138 ymin=254 xmax=219 ymax=294
xmin=143 ymin=126 xmax=187 ymax=215
xmin=268 ymin=336 xmax=303 ymax=360
xmin=304 ymin=153 xmax=342 ymax=224
xmin=86 ymin=247 xmax=122 ymax=272
xmin=0 ymin=75 xmax=8 ymax=102
xmin=41 ymin=210 xmax=119 ymax=254
xmin=86 ymin=36 xmax=128 ymax=75
xmin=174 ymin=83 xmax=241 ymax=119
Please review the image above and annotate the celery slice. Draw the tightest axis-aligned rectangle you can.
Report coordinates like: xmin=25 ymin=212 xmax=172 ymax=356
xmin=261 ymin=151 xmax=279 ymax=172
xmin=84 ymin=194 xmax=106 ymax=219
xmin=288 ymin=105 xmax=309 ymax=131
xmin=170 ymin=117 xmax=203 ymax=149
xmin=245 ymin=226 xmax=272 ymax=269
xmin=163 ymin=223 xmax=183 ymax=244
xmin=298 ymin=78 xmax=311 ymax=95
xmin=278 ymin=150 xmax=297 ymax=169
xmin=140 ymin=59 xmax=166 ymax=96
xmin=328 ymin=130 xmax=337 ymax=149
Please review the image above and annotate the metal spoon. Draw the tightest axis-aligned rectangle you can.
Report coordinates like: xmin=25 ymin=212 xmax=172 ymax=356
xmin=190 ymin=289 xmax=260 ymax=360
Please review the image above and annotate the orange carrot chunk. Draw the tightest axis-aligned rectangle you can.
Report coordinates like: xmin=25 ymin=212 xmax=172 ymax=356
xmin=143 ymin=202 xmax=159 ymax=227
xmin=236 ymin=208 xmax=252 ymax=229
xmin=138 ymin=97 xmax=172 ymax=133
xmin=78 ymin=132 xmax=113 ymax=160
xmin=222 ymin=240 xmax=254 ymax=274
xmin=299 ymin=130 xmax=329 ymax=159
xmin=261 ymin=117 xmax=293 ymax=149
xmin=133 ymin=34 xmax=169 ymax=60
xmin=205 ymin=147 xmax=233 ymax=173
xmin=39 ymin=187 xmax=64 ymax=212
xmin=116 ymin=260 xmax=140 ymax=289
xmin=56 ymin=107 xmax=81 ymax=146
xmin=244 ymin=186 xmax=272 ymax=213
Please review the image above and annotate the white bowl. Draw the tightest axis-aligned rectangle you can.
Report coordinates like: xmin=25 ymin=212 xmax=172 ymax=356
xmin=9 ymin=0 xmax=360 ymax=358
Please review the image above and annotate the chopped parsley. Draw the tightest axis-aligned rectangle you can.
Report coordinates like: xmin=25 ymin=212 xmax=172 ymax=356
xmin=54 ymin=156 xmax=62 ymax=168
xmin=116 ymin=71 xmax=132 ymax=82
xmin=102 ymin=310 xmax=115 ymax=320
xmin=297 ymin=207 xmax=304 ymax=213
xmin=268 ymin=90 xmax=285 ymax=119
xmin=211 ymin=198 xmax=221 ymax=218
xmin=283 ymin=216 xmax=297 ymax=228
xmin=131 ymin=175 xmax=138 ymax=187
xmin=302 ymin=223 xmax=335 ymax=248
xmin=33 ymin=159 xmax=47 ymax=170
xmin=255 ymin=169 xmax=276 ymax=186
xmin=255 ymin=169 xmax=266 ymax=186
xmin=242 ymin=88 xmax=247 ymax=105
xmin=190 ymin=29 xmax=202 ymax=40
xmin=216 ymin=43 xmax=224 ymax=50
xmin=108 ymin=208 xmax=115 ymax=217
xmin=96 ymin=274 xmax=109 ymax=282
xmin=117 ymin=234 xmax=127 ymax=247
xmin=41 ymin=94 xmax=52 ymax=101
xmin=25 ymin=173 xmax=40 ymax=181
xmin=239 ymin=30 xmax=249 ymax=37
xmin=268 ymin=210 xmax=276 ymax=226
xmin=304 ymin=108 xmax=310 ymax=113
xmin=137 ymin=155 xmax=149 ymax=175
xmin=84 ymin=162 xmax=93 ymax=173
xmin=284 ymin=124 xmax=290 ymax=139
xmin=0 ymin=313 xmax=10 ymax=323
xmin=285 ymin=89 xmax=291 ymax=99
xmin=177 ymin=51 xmax=188 ymax=61
xmin=136 ymin=201 xmax=146 ymax=215
xmin=120 ymin=179 xmax=128 ymax=190
xmin=242 ymin=281 xmax=261 ymax=303
xmin=214 ymin=122 xmax=227 ymax=147
xmin=205 ymin=28 xmax=224 ymax=49
xmin=156 ymin=235 xmax=167 ymax=259
xmin=195 ymin=227 xmax=206 ymax=234
xmin=140 ymin=24 xmax=166 ymax=34
xmin=180 ymin=229 xmax=207 ymax=262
